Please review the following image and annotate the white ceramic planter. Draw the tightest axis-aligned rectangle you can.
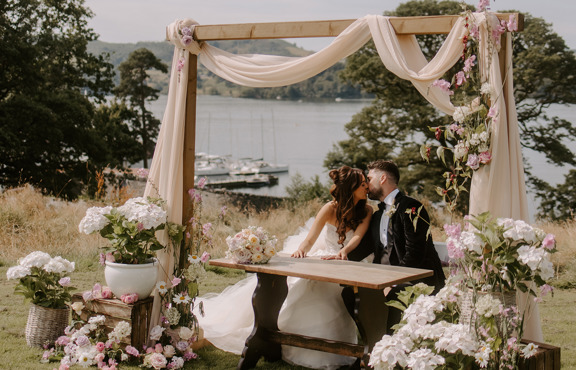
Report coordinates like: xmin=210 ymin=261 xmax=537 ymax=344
xmin=104 ymin=260 xmax=158 ymax=299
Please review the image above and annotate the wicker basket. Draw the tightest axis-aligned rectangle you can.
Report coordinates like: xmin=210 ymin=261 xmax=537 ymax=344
xmin=25 ymin=304 xmax=70 ymax=347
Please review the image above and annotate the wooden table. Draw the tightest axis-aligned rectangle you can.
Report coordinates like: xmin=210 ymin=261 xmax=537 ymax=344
xmin=209 ymin=255 xmax=433 ymax=369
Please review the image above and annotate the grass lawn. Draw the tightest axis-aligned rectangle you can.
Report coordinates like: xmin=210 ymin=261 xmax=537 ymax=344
xmin=0 ymin=262 xmax=574 ymax=369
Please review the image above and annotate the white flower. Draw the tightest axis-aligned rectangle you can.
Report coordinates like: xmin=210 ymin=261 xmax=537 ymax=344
xmin=460 ymin=231 xmax=484 ymax=255
xmin=109 ymin=321 xmax=131 ymax=342
xmin=156 ymin=281 xmax=168 ymax=294
xmin=71 ymin=302 xmax=85 ymax=316
xmin=19 ymin=251 xmax=52 ymax=268
xmin=188 ymin=254 xmax=201 ymax=264
xmin=369 ymin=334 xmax=412 ymax=369
xmin=475 ymin=342 xmax=492 ymax=368
xmin=453 ymin=141 xmax=468 ymax=160
xmin=403 ymin=295 xmax=444 ymax=327
xmin=165 ymin=307 xmax=181 ymax=325
xmin=117 ymin=197 xmax=167 ymax=230
xmin=179 ymin=326 xmax=195 ymax=341
xmin=479 ymin=130 xmax=490 ymax=143
xmin=480 ymin=82 xmax=496 ymax=98
xmin=144 ymin=352 xmax=168 ymax=369
xmin=251 ymin=252 xmax=265 ymax=263
xmin=469 ymin=133 xmax=481 ymax=146
xmin=406 ymin=348 xmax=445 ymax=369
xmin=522 ymin=342 xmax=538 ymax=358
xmin=78 ymin=206 xmax=112 ymax=234
xmin=434 ymin=323 xmax=478 ymax=356
xmin=149 ymin=325 xmax=165 ymax=341
xmin=169 ymin=356 xmax=185 ymax=369
xmin=517 ymin=245 xmax=548 ymax=271
xmin=163 ymin=344 xmax=176 ymax=358
xmin=43 ymin=256 xmax=75 ymax=274
xmin=6 ymin=265 xmax=31 ymax=279
xmin=173 ymin=293 xmax=191 ymax=305
xmin=453 ymin=106 xmax=472 ymax=123
xmin=88 ymin=315 xmax=106 ymax=326
xmin=475 ymin=294 xmax=501 ymax=318
xmin=263 ymin=245 xmax=277 ymax=257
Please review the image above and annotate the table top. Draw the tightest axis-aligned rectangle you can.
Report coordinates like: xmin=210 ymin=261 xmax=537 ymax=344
xmin=209 ymin=255 xmax=433 ymax=290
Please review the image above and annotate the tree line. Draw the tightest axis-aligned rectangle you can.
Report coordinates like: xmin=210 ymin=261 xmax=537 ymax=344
xmin=1 ymin=0 xmax=576 ymax=220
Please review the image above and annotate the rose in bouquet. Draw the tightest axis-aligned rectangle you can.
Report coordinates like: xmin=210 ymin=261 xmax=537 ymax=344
xmin=226 ymin=226 xmax=278 ymax=264
xmin=445 ymin=212 xmax=556 ymax=295
xmin=78 ymin=196 xmax=183 ymax=264
xmin=6 ymin=251 xmax=75 ymax=309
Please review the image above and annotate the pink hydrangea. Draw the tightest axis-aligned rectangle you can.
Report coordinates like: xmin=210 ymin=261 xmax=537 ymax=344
xmin=542 ymin=233 xmax=555 ymax=250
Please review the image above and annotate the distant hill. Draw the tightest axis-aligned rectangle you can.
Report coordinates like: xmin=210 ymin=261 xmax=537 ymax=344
xmin=88 ymin=40 xmax=371 ymax=100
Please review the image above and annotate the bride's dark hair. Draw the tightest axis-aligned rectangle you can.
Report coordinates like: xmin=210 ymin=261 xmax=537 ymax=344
xmin=329 ymin=166 xmax=368 ymax=246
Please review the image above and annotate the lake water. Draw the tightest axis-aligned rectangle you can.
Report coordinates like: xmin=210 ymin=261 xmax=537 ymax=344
xmin=148 ymin=95 xmax=576 ymax=219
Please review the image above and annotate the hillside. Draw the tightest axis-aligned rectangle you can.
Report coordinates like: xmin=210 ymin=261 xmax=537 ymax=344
xmin=88 ymin=40 xmax=371 ymax=100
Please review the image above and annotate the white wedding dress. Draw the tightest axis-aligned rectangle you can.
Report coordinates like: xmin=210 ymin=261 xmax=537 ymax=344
xmin=197 ymin=219 xmax=358 ymax=369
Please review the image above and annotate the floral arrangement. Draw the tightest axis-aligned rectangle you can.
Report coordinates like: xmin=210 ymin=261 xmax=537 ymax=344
xmin=369 ymin=282 xmax=539 ymax=370
xmin=445 ymin=211 xmax=556 ymax=295
xmin=79 ymin=196 xmax=183 ymax=264
xmin=6 ymin=251 xmax=75 ymax=309
xmin=226 ymin=226 xmax=278 ymax=264
xmin=421 ymin=4 xmax=519 ymax=211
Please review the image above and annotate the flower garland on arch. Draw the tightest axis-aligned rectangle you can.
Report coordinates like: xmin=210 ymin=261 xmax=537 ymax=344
xmin=421 ymin=6 xmax=518 ymax=212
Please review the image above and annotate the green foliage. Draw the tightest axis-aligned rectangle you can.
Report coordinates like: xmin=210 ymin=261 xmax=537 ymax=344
xmin=328 ymin=0 xmax=576 ymax=216
xmin=285 ymin=173 xmax=331 ymax=204
xmin=0 ymin=0 xmax=115 ymax=199
xmin=13 ymin=267 xmax=75 ymax=309
xmin=115 ymin=48 xmax=168 ymax=168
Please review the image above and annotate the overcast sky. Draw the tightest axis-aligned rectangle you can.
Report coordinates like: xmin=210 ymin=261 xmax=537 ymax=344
xmin=84 ymin=0 xmax=575 ymax=51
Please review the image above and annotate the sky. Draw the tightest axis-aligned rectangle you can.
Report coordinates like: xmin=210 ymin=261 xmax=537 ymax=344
xmin=84 ymin=0 xmax=576 ymax=52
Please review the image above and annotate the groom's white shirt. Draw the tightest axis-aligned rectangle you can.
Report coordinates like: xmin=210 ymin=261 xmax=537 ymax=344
xmin=379 ymin=188 xmax=399 ymax=248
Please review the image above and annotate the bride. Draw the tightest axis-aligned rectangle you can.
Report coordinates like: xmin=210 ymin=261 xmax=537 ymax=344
xmin=197 ymin=166 xmax=373 ymax=369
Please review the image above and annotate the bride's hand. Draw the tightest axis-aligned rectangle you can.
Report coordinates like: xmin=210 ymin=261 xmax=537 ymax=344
xmin=337 ymin=250 xmax=348 ymax=260
xmin=291 ymin=249 xmax=307 ymax=258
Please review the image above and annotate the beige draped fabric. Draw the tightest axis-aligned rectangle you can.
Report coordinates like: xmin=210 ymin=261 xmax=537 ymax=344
xmin=147 ymin=12 xmax=539 ymax=340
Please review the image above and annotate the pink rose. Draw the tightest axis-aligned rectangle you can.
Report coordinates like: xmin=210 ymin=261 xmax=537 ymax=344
xmin=478 ymin=151 xmax=492 ymax=165
xmin=55 ymin=335 xmax=70 ymax=346
xmin=155 ymin=343 xmax=164 ymax=353
xmin=126 ymin=345 xmax=140 ymax=356
xmin=120 ymin=293 xmax=138 ymax=304
xmin=542 ymin=233 xmax=555 ymax=250
xmin=95 ymin=353 xmax=105 ymax=363
xmin=82 ymin=290 xmax=93 ymax=301
xmin=148 ymin=353 xmax=168 ymax=369
xmin=95 ymin=342 xmax=105 ymax=352
xmin=101 ymin=286 xmax=113 ymax=299
xmin=171 ymin=277 xmax=181 ymax=287
xmin=466 ymin=154 xmax=480 ymax=170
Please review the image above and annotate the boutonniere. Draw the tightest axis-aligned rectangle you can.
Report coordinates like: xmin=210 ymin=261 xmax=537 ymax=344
xmin=385 ymin=204 xmax=397 ymax=217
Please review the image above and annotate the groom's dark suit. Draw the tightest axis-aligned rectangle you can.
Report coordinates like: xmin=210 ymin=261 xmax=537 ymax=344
xmin=371 ymin=191 xmax=445 ymax=292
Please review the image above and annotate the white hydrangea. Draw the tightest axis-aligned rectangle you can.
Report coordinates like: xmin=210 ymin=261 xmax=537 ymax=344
xmin=88 ymin=315 xmax=106 ymax=326
xmin=475 ymin=293 xmax=501 ymax=318
xmin=503 ymin=220 xmax=536 ymax=243
xmin=369 ymin=334 xmax=413 ymax=369
xmin=43 ymin=256 xmax=75 ymax=274
xmin=469 ymin=133 xmax=481 ymax=146
xmin=434 ymin=323 xmax=478 ymax=356
xmin=406 ymin=348 xmax=446 ymax=370
xmin=117 ymin=197 xmax=167 ymax=230
xmin=460 ymin=231 xmax=484 ymax=255
xmin=19 ymin=251 xmax=52 ymax=268
xmin=453 ymin=106 xmax=472 ymax=123
xmin=108 ymin=321 xmax=131 ymax=342
xmin=403 ymin=295 xmax=444 ymax=327
xmin=453 ymin=141 xmax=468 ymax=160
xmin=78 ymin=206 xmax=112 ymax=234
xmin=6 ymin=265 xmax=31 ymax=279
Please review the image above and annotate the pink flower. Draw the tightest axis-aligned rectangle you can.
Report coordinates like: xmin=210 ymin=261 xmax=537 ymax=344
xmin=466 ymin=154 xmax=480 ymax=170
xmin=188 ymin=188 xmax=195 ymax=198
xmin=540 ymin=284 xmax=554 ymax=296
xmin=177 ymin=58 xmax=185 ymax=72
xmin=446 ymin=238 xmax=465 ymax=259
xmin=137 ymin=222 xmax=144 ymax=231
xmin=477 ymin=0 xmax=490 ymax=12
xmin=200 ymin=251 xmax=211 ymax=263
xmin=171 ymin=276 xmax=181 ymax=287
xmin=463 ymin=55 xmax=476 ymax=73
xmin=101 ymin=286 xmax=113 ymax=299
xmin=146 ymin=347 xmax=154 ymax=354
xmin=507 ymin=14 xmax=518 ymax=32
xmin=197 ymin=177 xmax=207 ymax=189
xmin=478 ymin=151 xmax=492 ymax=164
xmin=56 ymin=335 xmax=70 ymax=346
xmin=220 ymin=206 xmax=228 ymax=217
xmin=542 ymin=233 xmax=555 ymax=250
xmin=202 ymin=223 xmax=212 ymax=236
xmin=95 ymin=341 xmax=106 ymax=352
xmin=182 ymin=35 xmax=193 ymax=46
xmin=148 ymin=353 xmax=168 ymax=369
xmin=431 ymin=79 xmax=454 ymax=95
xmin=136 ymin=168 xmax=149 ymax=179
xmin=470 ymin=24 xmax=480 ymax=39
xmin=120 ymin=293 xmax=138 ymax=304
xmin=95 ymin=353 xmax=105 ymax=363
xmin=105 ymin=252 xmax=115 ymax=263
xmin=76 ymin=335 xmax=90 ymax=347
xmin=443 ymin=223 xmax=461 ymax=238
xmin=99 ymin=253 xmax=106 ymax=266
xmin=449 ymin=123 xmax=464 ymax=136
xmin=155 ymin=343 xmax=164 ymax=353
xmin=455 ymin=71 xmax=466 ymax=86
xmin=59 ymin=363 xmax=70 ymax=370
xmin=126 ymin=345 xmax=140 ymax=356
xmin=183 ymin=350 xmax=198 ymax=360
xmin=59 ymin=277 xmax=71 ymax=287
xmin=82 ymin=290 xmax=93 ymax=302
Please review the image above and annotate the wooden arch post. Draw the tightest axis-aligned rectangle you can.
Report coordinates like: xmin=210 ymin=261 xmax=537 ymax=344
xmin=179 ymin=13 xmax=524 ymax=220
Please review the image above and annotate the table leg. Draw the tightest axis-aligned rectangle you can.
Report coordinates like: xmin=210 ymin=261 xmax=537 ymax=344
xmin=355 ymin=287 xmax=389 ymax=367
xmin=238 ymin=272 xmax=288 ymax=370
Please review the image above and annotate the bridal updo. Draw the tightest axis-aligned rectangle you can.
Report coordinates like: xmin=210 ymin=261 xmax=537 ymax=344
xmin=329 ymin=166 xmax=368 ymax=246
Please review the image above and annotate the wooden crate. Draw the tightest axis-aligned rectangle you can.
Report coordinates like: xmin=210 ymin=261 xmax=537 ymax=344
xmin=71 ymin=293 xmax=153 ymax=350
xmin=519 ymin=340 xmax=561 ymax=370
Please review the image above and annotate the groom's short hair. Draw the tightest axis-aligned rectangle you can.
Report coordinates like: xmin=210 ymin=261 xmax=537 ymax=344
xmin=367 ymin=160 xmax=400 ymax=185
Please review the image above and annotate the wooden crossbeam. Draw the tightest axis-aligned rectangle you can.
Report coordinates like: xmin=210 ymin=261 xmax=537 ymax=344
xmin=167 ymin=13 xmax=523 ymax=41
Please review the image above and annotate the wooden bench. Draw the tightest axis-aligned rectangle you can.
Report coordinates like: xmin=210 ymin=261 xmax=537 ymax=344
xmin=209 ymin=256 xmax=433 ymax=369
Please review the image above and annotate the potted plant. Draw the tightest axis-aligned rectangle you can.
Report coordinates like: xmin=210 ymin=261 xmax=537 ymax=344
xmin=79 ymin=196 xmax=183 ymax=299
xmin=6 ymin=251 xmax=75 ymax=347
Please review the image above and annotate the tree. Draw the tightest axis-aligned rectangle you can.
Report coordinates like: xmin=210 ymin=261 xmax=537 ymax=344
xmin=115 ymin=48 xmax=168 ymax=168
xmin=0 ymin=0 xmax=115 ymax=199
xmin=326 ymin=0 xmax=576 ymax=217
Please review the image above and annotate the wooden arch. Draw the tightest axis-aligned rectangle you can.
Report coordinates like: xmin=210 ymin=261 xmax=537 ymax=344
xmin=174 ymin=13 xmax=524 ymax=222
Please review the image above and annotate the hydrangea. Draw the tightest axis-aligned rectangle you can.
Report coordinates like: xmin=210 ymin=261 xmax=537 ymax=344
xmin=109 ymin=321 xmax=131 ymax=342
xmin=19 ymin=251 xmax=52 ymax=268
xmin=475 ymin=293 xmax=501 ymax=318
xmin=6 ymin=265 xmax=31 ymax=279
xmin=78 ymin=206 xmax=112 ymax=234
xmin=117 ymin=197 xmax=167 ymax=230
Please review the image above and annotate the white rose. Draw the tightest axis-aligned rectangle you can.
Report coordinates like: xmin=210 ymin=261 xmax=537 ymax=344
xmin=179 ymin=326 xmax=194 ymax=341
xmin=149 ymin=325 xmax=165 ymax=341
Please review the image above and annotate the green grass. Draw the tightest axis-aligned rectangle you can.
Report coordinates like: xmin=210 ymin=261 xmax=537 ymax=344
xmin=1 ymin=261 xmax=574 ymax=369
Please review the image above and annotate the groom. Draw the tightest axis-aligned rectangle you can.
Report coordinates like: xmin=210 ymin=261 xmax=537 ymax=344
xmin=346 ymin=159 xmax=445 ymax=333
